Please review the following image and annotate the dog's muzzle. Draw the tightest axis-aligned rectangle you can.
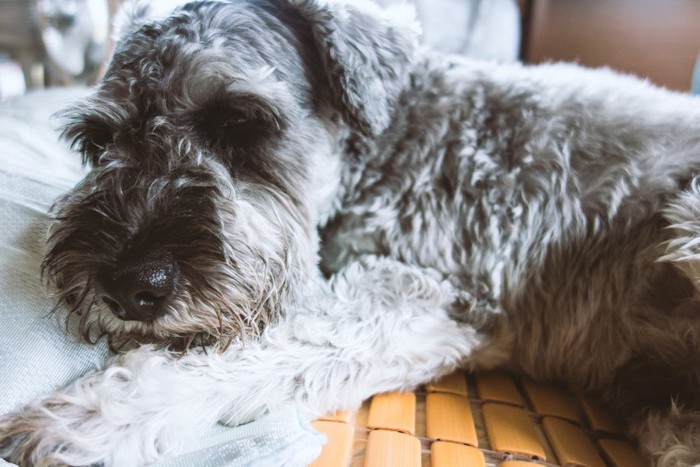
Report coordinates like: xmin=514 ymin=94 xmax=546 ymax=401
xmin=95 ymin=254 xmax=179 ymax=322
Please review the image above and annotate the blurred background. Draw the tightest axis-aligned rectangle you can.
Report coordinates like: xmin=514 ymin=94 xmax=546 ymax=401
xmin=0 ymin=0 xmax=698 ymax=101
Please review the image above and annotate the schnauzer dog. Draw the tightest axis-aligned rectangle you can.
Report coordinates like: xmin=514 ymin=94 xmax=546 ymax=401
xmin=3 ymin=0 xmax=700 ymax=465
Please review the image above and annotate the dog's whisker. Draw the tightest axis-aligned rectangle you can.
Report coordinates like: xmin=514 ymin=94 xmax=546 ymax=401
xmin=215 ymin=291 xmax=246 ymax=341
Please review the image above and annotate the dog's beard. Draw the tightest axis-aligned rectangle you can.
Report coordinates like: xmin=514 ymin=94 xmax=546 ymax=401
xmin=50 ymin=258 xmax=273 ymax=353
xmin=42 ymin=165 xmax=313 ymax=352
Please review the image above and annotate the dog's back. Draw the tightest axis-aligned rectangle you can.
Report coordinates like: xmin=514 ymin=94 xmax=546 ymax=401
xmin=321 ymin=56 xmax=700 ymax=464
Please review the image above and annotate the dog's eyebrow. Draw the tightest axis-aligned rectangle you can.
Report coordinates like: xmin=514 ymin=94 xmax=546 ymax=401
xmin=235 ymin=65 xmax=277 ymax=84
xmin=224 ymin=84 xmax=290 ymax=106
xmin=180 ymin=55 xmax=289 ymax=103
xmin=180 ymin=74 xmax=295 ymax=126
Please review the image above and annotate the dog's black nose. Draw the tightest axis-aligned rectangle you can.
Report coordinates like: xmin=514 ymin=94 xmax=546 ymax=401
xmin=95 ymin=256 xmax=178 ymax=322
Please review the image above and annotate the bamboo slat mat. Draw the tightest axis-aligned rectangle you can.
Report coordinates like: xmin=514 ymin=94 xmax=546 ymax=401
xmin=309 ymin=371 xmax=647 ymax=467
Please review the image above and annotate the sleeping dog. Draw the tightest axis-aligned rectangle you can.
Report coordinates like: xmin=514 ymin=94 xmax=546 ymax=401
xmin=2 ymin=1 xmax=700 ymax=465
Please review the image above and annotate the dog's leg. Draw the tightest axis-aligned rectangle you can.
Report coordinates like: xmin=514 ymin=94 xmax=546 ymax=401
xmin=660 ymin=176 xmax=700 ymax=291
xmin=0 ymin=256 xmax=485 ymax=466
xmin=603 ymin=177 xmax=700 ymax=467
xmin=605 ymin=322 xmax=700 ymax=467
xmin=631 ymin=405 xmax=700 ymax=467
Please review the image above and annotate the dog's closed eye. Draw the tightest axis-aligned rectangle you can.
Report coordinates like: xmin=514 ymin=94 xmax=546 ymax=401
xmin=192 ymin=100 xmax=285 ymax=151
xmin=222 ymin=114 xmax=252 ymax=128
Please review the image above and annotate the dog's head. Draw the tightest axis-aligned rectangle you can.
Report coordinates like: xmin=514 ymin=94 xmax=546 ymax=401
xmin=43 ymin=0 xmax=418 ymax=351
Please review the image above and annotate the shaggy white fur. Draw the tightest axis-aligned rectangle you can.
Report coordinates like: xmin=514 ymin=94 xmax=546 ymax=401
xmin=1 ymin=257 xmax=480 ymax=466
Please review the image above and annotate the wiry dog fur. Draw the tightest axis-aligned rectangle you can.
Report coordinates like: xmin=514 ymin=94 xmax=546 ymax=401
xmin=2 ymin=0 xmax=700 ymax=465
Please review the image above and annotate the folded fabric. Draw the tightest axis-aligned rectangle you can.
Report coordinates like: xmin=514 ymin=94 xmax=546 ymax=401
xmin=151 ymin=408 xmax=325 ymax=467
xmin=376 ymin=0 xmax=520 ymax=62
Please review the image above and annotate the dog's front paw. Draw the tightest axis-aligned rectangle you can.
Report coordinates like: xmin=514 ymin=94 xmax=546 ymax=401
xmin=0 ymin=384 xmax=151 ymax=467
xmin=0 ymin=402 xmax=101 ymax=467
xmin=1 ymin=413 xmax=40 ymax=466
xmin=0 ymin=347 xmax=189 ymax=466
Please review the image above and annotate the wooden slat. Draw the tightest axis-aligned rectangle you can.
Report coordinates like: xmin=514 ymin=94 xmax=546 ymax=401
xmin=367 ymin=392 xmax=416 ymax=435
xmin=425 ymin=372 xmax=469 ymax=396
xmin=598 ymin=439 xmax=648 ymax=467
xmin=542 ymin=417 xmax=606 ymax=467
xmin=355 ymin=400 xmax=371 ymax=429
xmin=430 ymin=441 xmax=485 ymax=467
xmin=499 ymin=462 xmax=542 ymax=467
xmin=364 ymin=429 xmax=421 ymax=467
xmin=310 ymin=420 xmax=355 ymax=467
xmin=577 ymin=393 xmax=623 ymax=435
xmin=482 ymin=403 xmax=546 ymax=460
xmin=522 ymin=379 xmax=580 ymax=422
xmin=476 ymin=372 xmax=525 ymax=406
xmin=318 ymin=410 xmax=354 ymax=424
xmin=425 ymin=393 xmax=478 ymax=446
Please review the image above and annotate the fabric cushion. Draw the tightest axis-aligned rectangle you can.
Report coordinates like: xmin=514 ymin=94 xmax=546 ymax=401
xmin=0 ymin=88 xmax=107 ymax=417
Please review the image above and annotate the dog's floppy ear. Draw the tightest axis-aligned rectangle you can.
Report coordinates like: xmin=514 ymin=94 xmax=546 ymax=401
xmin=290 ymin=0 xmax=420 ymax=135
